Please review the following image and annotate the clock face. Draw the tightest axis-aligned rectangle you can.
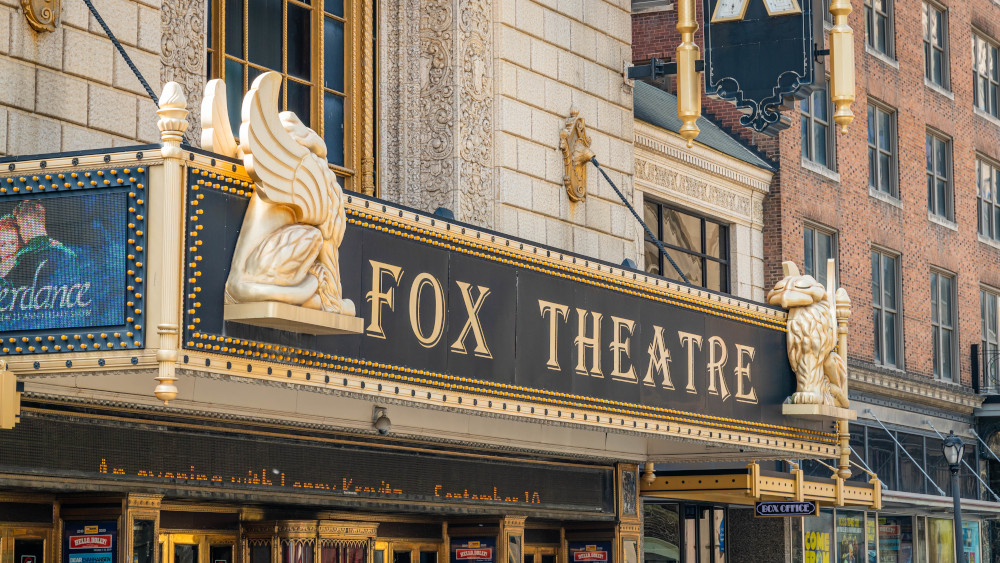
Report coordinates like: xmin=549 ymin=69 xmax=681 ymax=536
xmin=711 ymin=0 xmax=750 ymax=22
xmin=761 ymin=0 xmax=802 ymax=16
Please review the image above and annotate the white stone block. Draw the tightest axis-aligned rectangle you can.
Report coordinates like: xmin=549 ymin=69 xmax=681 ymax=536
xmin=499 ymin=0 xmax=515 ymax=26
xmin=88 ymin=83 xmax=138 ymax=137
xmin=557 ymin=0 xmax=583 ymax=21
xmin=557 ymin=50 xmax=583 ymax=90
xmin=498 ymin=168 xmax=522 ymax=205
xmin=569 ymin=21 xmax=595 ymax=62
xmin=544 ymin=144 xmax=563 ymax=184
xmin=498 ymin=60 xmax=517 ymax=97
xmin=543 ymin=79 xmax=571 ymax=116
xmin=63 ymin=27 xmax=114 ymax=84
xmin=570 ymin=89 xmax=599 ymax=126
xmin=0 ymin=56 xmax=35 ymax=111
xmin=61 ymin=0 xmax=91 ymax=29
xmin=137 ymin=5 xmax=160 ymax=53
xmin=87 ymin=0 xmax=138 ymax=46
xmin=0 ymin=107 xmax=7 ymax=155
xmin=597 ymin=233 xmax=623 ymax=262
xmin=543 ymin=9 xmax=571 ymax=49
xmin=573 ymin=226 xmax=599 ymax=258
xmin=545 ymin=217 xmax=571 ymax=248
xmin=582 ymin=0 xmax=608 ymax=32
xmin=500 ymin=96 xmax=532 ymax=138
xmin=36 ymin=69 xmax=89 ymax=124
xmin=496 ymin=131 xmax=518 ymax=168
xmin=518 ymin=211 xmax=546 ymax=243
xmin=62 ymin=123 xmax=113 ymax=151
xmin=528 ymin=106 xmax=560 ymax=147
xmin=516 ymin=67 xmax=545 ymax=109
xmin=113 ymin=45 xmax=161 ymax=96
xmin=6 ymin=110 xmax=60 ymax=155
xmin=497 ymin=204 xmax=519 ymax=235
xmin=516 ymin=137 xmax=546 ymax=179
xmin=515 ymin=0 xmax=544 ymax=38
xmin=530 ymin=39 xmax=558 ymax=79
xmin=9 ymin=22 xmax=63 ymax=69
xmin=0 ymin=7 xmax=10 ymax=55
xmin=531 ymin=179 xmax=560 ymax=217
xmin=499 ymin=26 xmax=531 ymax=68
xmin=137 ymin=97 xmax=159 ymax=142
xmin=585 ymin=196 xmax=612 ymax=233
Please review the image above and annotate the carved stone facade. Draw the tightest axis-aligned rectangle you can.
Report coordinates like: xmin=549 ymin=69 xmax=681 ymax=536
xmin=633 ymin=120 xmax=772 ymax=301
xmin=160 ymin=0 xmax=206 ymax=141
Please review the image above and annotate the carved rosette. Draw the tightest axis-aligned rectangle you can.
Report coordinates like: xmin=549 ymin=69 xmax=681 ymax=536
xmin=21 ymin=0 xmax=58 ymax=32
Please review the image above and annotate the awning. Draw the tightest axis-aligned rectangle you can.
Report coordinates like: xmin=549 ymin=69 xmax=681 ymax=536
xmin=641 ymin=462 xmax=882 ymax=509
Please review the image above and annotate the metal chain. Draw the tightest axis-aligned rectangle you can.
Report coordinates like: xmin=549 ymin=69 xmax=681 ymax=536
xmin=80 ymin=0 xmax=160 ymax=106
xmin=589 ymin=156 xmax=690 ymax=284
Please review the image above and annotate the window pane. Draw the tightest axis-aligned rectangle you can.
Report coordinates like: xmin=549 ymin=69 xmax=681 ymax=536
xmin=874 ymin=309 xmax=882 ymax=363
xmin=931 ymin=274 xmax=939 ymax=324
xmin=871 ymin=252 xmax=881 ymax=306
xmin=705 ymin=221 xmax=721 ymax=258
xmin=898 ymin=433 xmax=926 ymax=494
xmin=287 ymin=80 xmax=311 ymax=127
xmin=225 ymin=0 xmax=244 ymax=56
xmin=666 ymin=248 xmax=702 ymax=287
xmin=247 ymin=0 xmax=283 ymax=71
xmin=942 ymin=329 xmax=953 ymax=379
xmin=706 ymin=260 xmax=722 ymax=292
xmin=662 ymin=208 xmax=702 ymax=253
xmin=801 ymin=115 xmax=810 ymax=160
xmin=879 ymin=154 xmax=890 ymax=192
xmin=884 ymin=311 xmax=897 ymax=365
xmin=326 ymin=0 xmax=343 ymax=17
xmin=225 ymin=59 xmax=244 ymax=136
xmin=868 ymin=426 xmax=897 ymax=489
xmin=287 ymin=3 xmax=312 ymax=80
xmin=804 ymin=227 xmax=815 ymax=277
xmin=323 ymin=91 xmax=346 ymax=166
xmin=815 ymin=89 xmax=828 ymax=121
xmin=325 ymin=17 xmax=346 ymax=92
xmin=883 ymin=255 xmax=896 ymax=309
xmin=644 ymin=240 xmax=660 ymax=276
xmin=814 ymin=122 xmax=828 ymax=167
xmin=878 ymin=110 xmax=890 ymax=150
xmin=941 ymin=276 xmax=952 ymax=324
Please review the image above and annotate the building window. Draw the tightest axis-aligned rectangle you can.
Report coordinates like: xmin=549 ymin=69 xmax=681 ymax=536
xmin=978 ymin=157 xmax=1000 ymax=240
xmin=872 ymin=249 xmax=900 ymax=368
xmin=931 ymin=271 xmax=956 ymax=381
xmin=864 ymin=0 xmax=893 ymax=57
xmin=867 ymin=102 xmax=897 ymax=197
xmin=820 ymin=0 xmax=832 ymax=25
xmin=207 ymin=0 xmax=371 ymax=191
xmin=800 ymin=83 xmax=836 ymax=170
xmin=974 ymin=33 xmax=1000 ymax=117
xmin=643 ymin=200 xmax=730 ymax=293
xmin=926 ymin=132 xmax=953 ymax=220
xmin=981 ymin=289 xmax=1000 ymax=390
xmin=804 ymin=223 xmax=837 ymax=288
xmin=923 ymin=2 xmax=949 ymax=88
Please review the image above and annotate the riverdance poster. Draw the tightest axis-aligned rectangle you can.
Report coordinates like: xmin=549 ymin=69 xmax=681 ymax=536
xmin=0 ymin=191 xmax=127 ymax=331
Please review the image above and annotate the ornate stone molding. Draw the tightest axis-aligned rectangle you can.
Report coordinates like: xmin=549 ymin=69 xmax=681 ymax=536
xmin=848 ymin=360 xmax=982 ymax=414
xmin=161 ymin=0 xmax=207 ymax=142
xmin=418 ymin=0 xmax=455 ymax=212
xmin=635 ymin=158 xmax=761 ymax=225
xmin=21 ymin=0 xmax=59 ymax=32
xmin=457 ymin=0 xmax=494 ymax=226
xmin=560 ymin=109 xmax=594 ymax=202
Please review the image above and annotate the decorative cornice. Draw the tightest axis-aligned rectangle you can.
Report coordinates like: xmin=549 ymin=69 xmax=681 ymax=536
xmin=848 ymin=360 xmax=982 ymax=414
xmin=634 ymin=121 xmax=773 ymax=194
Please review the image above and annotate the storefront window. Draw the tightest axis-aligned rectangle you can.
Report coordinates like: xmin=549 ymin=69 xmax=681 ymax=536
xmin=897 ymin=432 xmax=926 ymax=495
xmin=643 ymin=503 xmax=680 ymax=563
xmin=836 ymin=511 xmax=864 ymax=563
xmin=868 ymin=427 xmax=897 ymax=491
xmin=962 ymin=521 xmax=981 ymax=563
xmin=926 ymin=437 xmax=951 ymax=497
xmin=963 ymin=446 xmax=980 ymax=500
xmin=927 ymin=518 xmax=955 ymax=563
xmin=866 ymin=515 xmax=877 ymax=563
xmin=848 ymin=428 xmax=869 ymax=485
xmin=804 ymin=509 xmax=834 ymax=563
xmin=878 ymin=515 xmax=912 ymax=563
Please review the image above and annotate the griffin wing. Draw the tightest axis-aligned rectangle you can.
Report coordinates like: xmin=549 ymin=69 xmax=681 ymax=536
xmin=200 ymin=79 xmax=239 ymax=158
xmin=239 ymin=72 xmax=328 ymax=225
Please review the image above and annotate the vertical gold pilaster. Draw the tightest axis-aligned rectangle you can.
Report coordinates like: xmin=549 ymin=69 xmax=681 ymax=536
xmin=499 ymin=517 xmax=526 ymax=563
xmin=835 ymin=267 xmax=853 ymax=480
xmin=615 ymin=464 xmax=640 ymax=563
xmin=828 ymin=0 xmax=855 ymax=132
xmin=360 ymin=0 xmax=375 ymax=196
xmin=675 ymin=0 xmax=701 ymax=147
xmin=153 ymin=83 xmax=190 ymax=404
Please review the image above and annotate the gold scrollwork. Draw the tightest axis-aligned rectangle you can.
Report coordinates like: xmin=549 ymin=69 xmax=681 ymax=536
xmin=559 ymin=108 xmax=594 ymax=202
xmin=21 ymin=0 xmax=58 ymax=32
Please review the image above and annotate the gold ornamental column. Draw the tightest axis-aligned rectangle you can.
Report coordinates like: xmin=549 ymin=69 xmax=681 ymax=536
xmin=499 ymin=517 xmax=526 ymax=563
xmin=614 ymin=464 xmax=640 ymax=563
xmin=828 ymin=0 xmax=855 ymax=132
xmin=675 ymin=0 xmax=701 ymax=147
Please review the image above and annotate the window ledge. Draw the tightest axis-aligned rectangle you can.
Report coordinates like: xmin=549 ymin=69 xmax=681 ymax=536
xmin=800 ymin=158 xmax=840 ymax=183
xmin=978 ymin=233 xmax=1000 ymax=250
xmin=974 ymin=107 xmax=1000 ymax=128
xmin=865 ymin=45 xmax=899 ymax=69
xmin=924 ymin=78 xmax=955 ymax=100
xmin=927 ymin=212 xmax=958 ymax=231
xmin=869 ymin=188 xmax=902 ymax=208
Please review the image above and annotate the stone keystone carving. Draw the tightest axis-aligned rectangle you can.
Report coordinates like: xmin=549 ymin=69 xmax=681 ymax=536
xmin=559 ymin=108 xmax=594 ymax=202
xmin=766 ymin=260 xmax=850 ymax=409
xmin=203 ymin=73 xmax=357 ymax=322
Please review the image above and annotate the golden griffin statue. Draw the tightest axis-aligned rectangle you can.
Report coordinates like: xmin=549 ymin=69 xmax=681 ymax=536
xmin=201 ymin=73 xmax=356 ymax=318
xmin=766 ymin=260 xmax=851 ymax=409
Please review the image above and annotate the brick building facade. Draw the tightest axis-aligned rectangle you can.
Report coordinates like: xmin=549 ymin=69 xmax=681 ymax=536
xmin=633 ymin=0 xmax=1000 ymax=560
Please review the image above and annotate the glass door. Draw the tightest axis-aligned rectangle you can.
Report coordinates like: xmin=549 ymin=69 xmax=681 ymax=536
xmin=387 ymin=542 xmax=440 ymax=563
xmin=159 ymin=533 xmax=237 ymax=563
xmin=8 ymin=528 xmax=49 ymax=563
xmin=682 ymin=505 xmax=726 ymax=563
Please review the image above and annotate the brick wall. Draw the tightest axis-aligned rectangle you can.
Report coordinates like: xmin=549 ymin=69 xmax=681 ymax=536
xmin=495 ymin=0 xmax=639 ymax=264
xmin=0 ymin=0 xmax=161 ymax=156
xmin=632 ymin=0 xmax=1000 ymax=387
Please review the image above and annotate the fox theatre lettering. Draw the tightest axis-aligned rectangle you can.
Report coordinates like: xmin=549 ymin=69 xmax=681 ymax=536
xmin=188 ymin=183 xmax=798 ymax=427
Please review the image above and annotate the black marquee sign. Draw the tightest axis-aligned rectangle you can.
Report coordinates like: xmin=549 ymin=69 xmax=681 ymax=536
xmin=182 ymin=167 xmax=831 ymax=440
xmin=702 ymin=0 xmax=825 ymax=135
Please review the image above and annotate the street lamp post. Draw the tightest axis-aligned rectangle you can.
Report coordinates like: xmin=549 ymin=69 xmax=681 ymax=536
xmin=942 ymin=430 xmax=965 ymax=563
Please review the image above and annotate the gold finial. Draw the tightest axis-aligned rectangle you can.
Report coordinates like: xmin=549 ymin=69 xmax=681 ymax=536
xmin=157 ymin=82 xmax=189 ymax=155
xmin=828 ymin=0 xmax=855 ymax=133
xmin=676 ymin=0 xmax=701 ymax=147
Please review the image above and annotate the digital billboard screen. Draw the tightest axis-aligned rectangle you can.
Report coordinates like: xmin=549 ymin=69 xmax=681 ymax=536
xmin=0 ymin=167 xmax=145 ymax=353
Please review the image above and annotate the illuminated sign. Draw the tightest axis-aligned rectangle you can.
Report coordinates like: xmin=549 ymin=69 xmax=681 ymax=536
xmin=702 ymin=0 xmax=823 ymax=134
xmin=1 ymin=409 xmax=615 ymax=514
xmin=569 ymin=542 xmax=611 ymax=563
xmin=452 ymin=540 xmax=495 ymax=563
xmin=754 ymin=501 xmax=817 ymax=517
xmin=184 ymin=173 xmax=822 ymax=437
xmin=0 ymin=168 xmax=146 ymax=355
xmin=64 ymin=522 xmax=116 ymax=563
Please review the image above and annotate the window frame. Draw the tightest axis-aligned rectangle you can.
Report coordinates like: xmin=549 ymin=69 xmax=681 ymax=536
xmin=872 ymin=248 xmax=902 ymax=369
xmin=922 ymin=1 xmax=950 ymax=89
xmin=803 ymin=222 xmax=838 ymax=289
xmin=867 ymin=101 xmax=898 ymax=198
xmin=800 ymin=81 xmax=837 ymax=171
xmin=864 ymin=0 xmax=894 ymax=58
xmin=642 ymin=199 xmax=731 ymax=294
xmin=978 ymin=155 xmax=1000 ymax=241
xmin=973 ymin=31 xmax=1000 ymax=117
xmin=981 ymin=286 xmax=1000 ymax=391
xmin=925 ymin=130 xmax=953 ymax=221
xmin=930 ymin=269 xmax=957 ymax=381
xmin=206 ymin=0 xmax=374 ymax=193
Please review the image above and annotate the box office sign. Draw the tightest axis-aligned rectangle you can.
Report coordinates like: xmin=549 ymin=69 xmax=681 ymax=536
xmin=64 ymin=522 xmax=116 ymax=563
xmin=184 ymin=173 xmax=815 ymax=434
xmin=0 ymin=168 xmax=147 ymax=354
